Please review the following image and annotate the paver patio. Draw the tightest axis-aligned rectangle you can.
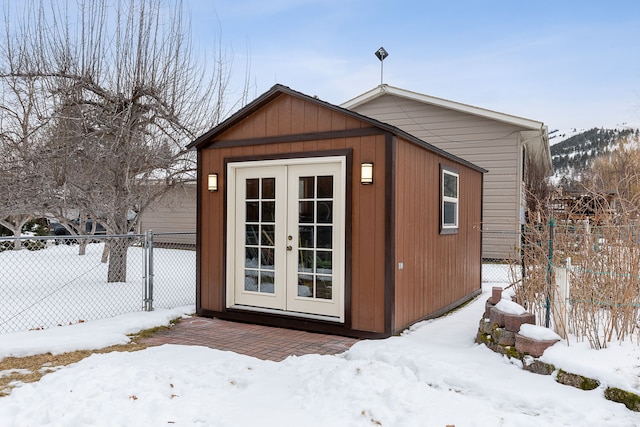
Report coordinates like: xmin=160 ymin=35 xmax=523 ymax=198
xmin=140 ymin=316 xmax=360 ymax=361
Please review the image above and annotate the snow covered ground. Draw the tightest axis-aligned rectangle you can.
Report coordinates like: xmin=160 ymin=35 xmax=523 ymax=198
xmin=0 ymin=276 xmax=639 ymax=426
xmin=0 ymin=241 xmax=194 ymax=333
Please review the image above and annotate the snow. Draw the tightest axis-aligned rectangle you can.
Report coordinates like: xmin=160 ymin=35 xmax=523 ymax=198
xmin=518 ymin=323 xmax=562 ymax=341
xmin=0 ymin=306 xmax=194 ymax=359
xmin=495 ymin=298 xmax=527 ymax=315
xmin=1 ymin=241 xmax=194 ymax=333
xmin=0 ymin=263 xmax=639 ymax=425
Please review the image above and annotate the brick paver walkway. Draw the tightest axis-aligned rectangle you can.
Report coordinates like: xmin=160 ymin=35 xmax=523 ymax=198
xmin=140 ymin=317 xmax=360 ymax=361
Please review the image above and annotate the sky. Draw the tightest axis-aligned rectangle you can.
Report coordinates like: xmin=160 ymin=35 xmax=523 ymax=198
xmin=188 ymin=0 xmax=640 ymax=132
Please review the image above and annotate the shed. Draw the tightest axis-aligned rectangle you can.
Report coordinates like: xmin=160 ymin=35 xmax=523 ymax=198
xmin=188 ymin=84 xmax=485 ymax=338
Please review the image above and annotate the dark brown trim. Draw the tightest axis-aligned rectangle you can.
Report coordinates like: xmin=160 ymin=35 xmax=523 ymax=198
xmin=343 ymin=153 xmax=353 ymax=330
xmin=195 ymin=150 xmax=202 ymax=311
xmin=211 ymin=127 xmax=382 ymax=149
xmin=384 ymin=134 xmax=396 ymax=335
xmin=188 ymin=84 xmax=486 ymax=174
xmin=221 ymin=149 xmax=354 ymax=330
xmin=197 ymin=308 xmax=390 ymax=339
xmin=221 ymin=154 xmax=229 ymax=315
xmin=223 ymin=149 xmax=353 ymax=166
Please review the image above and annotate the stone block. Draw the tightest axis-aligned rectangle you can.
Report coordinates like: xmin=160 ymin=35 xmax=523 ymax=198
xmin=484 ymin=299 xmax=495 ymax=319
xmin=556 ymin=370 xmax=600 ymax=390
xmin=504 ymin=312 xmax=536 ymax=332
xmin=489 ymin=307 xmax=505 ymax=328
xmin=480 ymin=318 xmax=493 ymax=334
xmin=515 ymin=333 xmax=560 ymax=357
xmin=522 ymin=356 xmax=556 ymax=375
xmin=491 ymin=287 xmax=502 ymax=304
xmin=495 ymin=329 xmax=516 ymax=346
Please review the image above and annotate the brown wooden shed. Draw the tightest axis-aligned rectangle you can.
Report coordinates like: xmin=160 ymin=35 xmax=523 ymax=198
xmin=188 ymin=84 xmax=485 ymax=338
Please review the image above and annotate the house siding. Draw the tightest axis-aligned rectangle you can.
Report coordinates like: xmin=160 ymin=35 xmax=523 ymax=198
xmin=139 ymin=183 xmax=197 ymax=245
xmin=349 ymin=94 xmax=522 ymax=258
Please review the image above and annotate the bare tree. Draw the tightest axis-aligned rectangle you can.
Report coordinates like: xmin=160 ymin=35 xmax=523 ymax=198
xmin=524 ymin=148 xmax=553 ymax=223
xmin=1 ymin=0 xmax=249 ymax=279
xmin=0 ymin=52 xmax=51 ymax=249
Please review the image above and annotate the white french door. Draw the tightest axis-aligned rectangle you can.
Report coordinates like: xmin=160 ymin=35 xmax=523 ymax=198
xmin=226 ymin=157 xmax=345 ymax=321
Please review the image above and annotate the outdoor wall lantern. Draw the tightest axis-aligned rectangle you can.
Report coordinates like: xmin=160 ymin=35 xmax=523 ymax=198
xmin=208 ymin=173 xmax=219 ymax=192
xmin=361 ymin=162 xmax=373 ymax=184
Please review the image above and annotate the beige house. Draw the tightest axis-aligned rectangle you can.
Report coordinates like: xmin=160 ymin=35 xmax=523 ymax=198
xmin=138 ymin=182 xmax=196 ymax=246
xmin=341 ymin=85 xmax=552 ymax=259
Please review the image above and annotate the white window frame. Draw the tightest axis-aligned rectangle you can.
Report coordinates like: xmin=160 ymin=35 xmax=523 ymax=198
xmin=441 ymin=167 xmax=459 ymax=233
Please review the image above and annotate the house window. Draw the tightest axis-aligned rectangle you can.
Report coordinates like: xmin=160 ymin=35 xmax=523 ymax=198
xmin=441 ymin=166 xmax=459 ymax=234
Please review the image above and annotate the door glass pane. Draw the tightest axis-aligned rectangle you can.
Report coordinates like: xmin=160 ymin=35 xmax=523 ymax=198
xmin=299 ymin=201 xmax=314 ymax=223
xmin=262 ymin=178 xmax=275 ymax=199
xmin=245 ymin=247 xmax=258 ymax=268
xmin=261 ymin=225 xmax=275 ymax=246
xmin=298 ymin=275 xmax=313 ymax=297
xmin=246 ymin=225 xmax=259 ymax=245
xmin=316 ymin=276 xmax=333 ymax=300
xmin=262 ymin=201 xmax=275 ymax=222
xmin=299 ymin=176 xmax=314 ymax=199
xmin=298 ymin=226 xmax=314 ymax=248
xmin=298 ymin=250 xmax=314 ymax=271
xmin=317 ymin=201 xmax=332 ymax=223
xmin=317 ymin=176 xmax=333 ymax=198
xmin=246 ymin=202 xmax=259 ymax=222
xmin=244 ymin=271 xmax=258 ymax=292
xmin=260 ymin=272 xmax=275 ymax=293
xmin=260 ymin=248 xmax=274 ymax=270
xmin=317 ymin=226 xmax=332 ymax=249
xmin=246 ymin=179 xmax=259 ymax=199
xmin=315 ymin=251 xmax=332 ymax=273
xmin=243 ymin=176 xmax=276 ymax=294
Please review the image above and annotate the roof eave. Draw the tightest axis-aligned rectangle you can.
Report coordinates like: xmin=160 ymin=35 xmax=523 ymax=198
xmin=341 ymin=84 xmax=545 ymax=131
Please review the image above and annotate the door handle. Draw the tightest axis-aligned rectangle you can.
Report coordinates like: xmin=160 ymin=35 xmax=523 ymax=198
xmin=286 ymin=245 xmax=293 ymax=251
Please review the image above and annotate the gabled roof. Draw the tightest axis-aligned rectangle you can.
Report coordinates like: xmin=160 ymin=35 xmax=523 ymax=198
xmin=188 ymin=84 xmax=486 ymax=173
xmin=341 ymin=84 xmax=545 ymax=130
xmin=341 ymin=84 xmax=552 ymax=174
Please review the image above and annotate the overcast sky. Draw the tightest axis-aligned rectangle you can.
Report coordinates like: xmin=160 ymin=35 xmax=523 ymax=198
xmin=190 ymin=0 xmax=640 ymax=132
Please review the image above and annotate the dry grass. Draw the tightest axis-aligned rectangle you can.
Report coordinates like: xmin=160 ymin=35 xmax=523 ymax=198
xmin=0 ymin=323 xmax=176 ymax=397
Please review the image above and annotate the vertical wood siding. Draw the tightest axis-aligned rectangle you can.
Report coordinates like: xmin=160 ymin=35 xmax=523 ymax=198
xmin=393 ymin=138 xmax=482 ymax=331
xmin=198 ymin=94 xmax=388 ymax=333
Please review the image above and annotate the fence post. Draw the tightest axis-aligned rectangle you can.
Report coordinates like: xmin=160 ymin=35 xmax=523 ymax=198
xmin=144 ymin=230 xmax=154 ymax=312
xmin=553 ymin=257 xmax=570 ymax=339
xmin=545 ymin=218 xmax=555 ymax=328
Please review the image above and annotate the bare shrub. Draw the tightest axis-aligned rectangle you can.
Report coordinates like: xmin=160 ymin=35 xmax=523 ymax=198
xmin=518 ymin=185 xmax=640 ymax=349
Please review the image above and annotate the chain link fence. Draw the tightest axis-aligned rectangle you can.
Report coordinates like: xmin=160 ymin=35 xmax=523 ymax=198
xmin=0 ymin=232 xmax=195 ymax=334
xmin=481 ymin=230 xmax=522 ymax=287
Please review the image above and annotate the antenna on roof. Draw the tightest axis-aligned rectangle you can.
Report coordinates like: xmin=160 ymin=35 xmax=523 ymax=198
xmin=374 ymin=47 xmax=389 ymax=86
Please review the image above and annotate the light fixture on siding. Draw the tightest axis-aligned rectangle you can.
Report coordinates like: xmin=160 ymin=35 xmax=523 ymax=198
xmin=208 ymin=173 xmax=218 ymax=192
xmin=361 ymin=162 xmax=373 ymax=184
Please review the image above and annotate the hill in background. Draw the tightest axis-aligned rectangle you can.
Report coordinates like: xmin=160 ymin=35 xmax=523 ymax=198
xmin=550 ymin=127 xmax=640 ymax=184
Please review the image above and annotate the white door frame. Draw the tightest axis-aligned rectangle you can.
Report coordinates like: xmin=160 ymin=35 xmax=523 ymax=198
xmin=226 ymin=156 xmax=346 ymax=322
